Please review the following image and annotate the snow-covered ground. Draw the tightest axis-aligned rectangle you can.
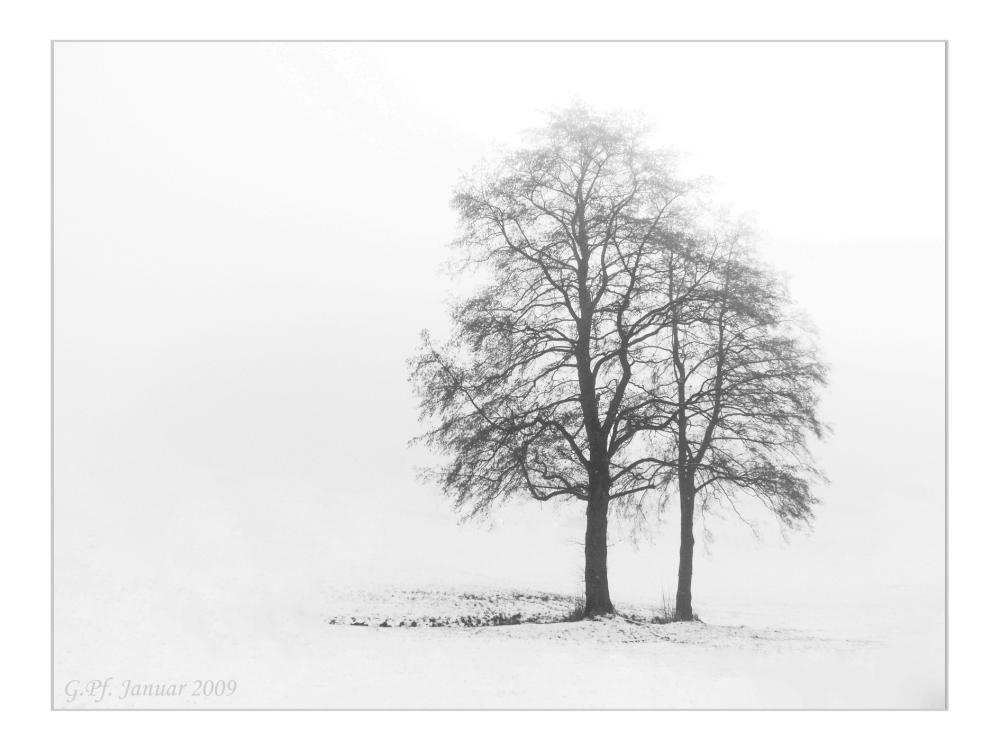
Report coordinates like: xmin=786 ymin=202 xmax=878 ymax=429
xmin=55 ymin=577 xmax=942 ymax=709
xmin=309 ymin=586 xmax=940 ymax=709
xmin=53 ymin=462 xmax=943 ymax=710
xmin=53 ymin=470 xmax=944 ymax=710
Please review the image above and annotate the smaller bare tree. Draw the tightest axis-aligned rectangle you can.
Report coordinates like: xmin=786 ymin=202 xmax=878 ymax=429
xmin=654 ymin=227 xmax=828 ymax=621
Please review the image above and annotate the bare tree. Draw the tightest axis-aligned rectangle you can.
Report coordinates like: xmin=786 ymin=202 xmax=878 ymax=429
xmin=654 ymin=227 xmax=828 ymax=620
xmin=410 ymin=106 xmax=696 ymax=616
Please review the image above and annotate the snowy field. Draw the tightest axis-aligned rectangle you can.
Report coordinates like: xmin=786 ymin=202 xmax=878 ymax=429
xmin=316 ymin=594 xmax=940 ymax=710
xmin=53 ymin=438 xmax=944 ymax=710
xmin=55 ymin=571 xmax=943 ymax=709
xmin=53 ymin=458 xmax=944 ymax=710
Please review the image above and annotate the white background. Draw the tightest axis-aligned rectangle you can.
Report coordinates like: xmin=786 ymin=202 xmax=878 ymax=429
xmin=50 ymin=40 xmax=944 ymax=707
xmin=1 ymin=0 xmax=997 ymax=745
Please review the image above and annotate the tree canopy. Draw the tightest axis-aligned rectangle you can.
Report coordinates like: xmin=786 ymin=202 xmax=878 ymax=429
xmin=411 ymin=105 xmax=827 ymax=618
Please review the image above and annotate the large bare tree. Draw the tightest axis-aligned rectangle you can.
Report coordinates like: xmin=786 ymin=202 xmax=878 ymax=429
xmin=410 ymin=106 xmax=698 ymax=616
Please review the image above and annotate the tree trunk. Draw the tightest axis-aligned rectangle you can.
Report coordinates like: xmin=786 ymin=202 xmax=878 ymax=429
xmin=675 ymin=477 xmax=696 ymax=621
xmin=583 ymin=477 xmax=614 ymax=617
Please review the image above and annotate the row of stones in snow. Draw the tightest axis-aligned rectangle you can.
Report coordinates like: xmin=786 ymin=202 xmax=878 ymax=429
xmin=328 ymin=612 xmax=560 ymax=628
